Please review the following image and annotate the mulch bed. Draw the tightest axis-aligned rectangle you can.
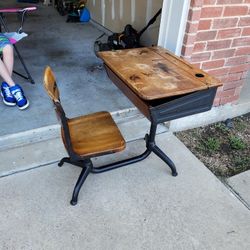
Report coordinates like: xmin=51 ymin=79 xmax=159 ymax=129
xmin=175 ymin=113 xmax=250 ymax=178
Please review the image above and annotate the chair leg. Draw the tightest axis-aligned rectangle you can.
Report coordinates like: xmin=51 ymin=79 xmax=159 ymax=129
xmin=58 ymin=157 xmax=71 ymax=167
xmin=70 ymin=160 xmax=92 ymax=206
xmin=13 ymin=44 xmax=35 ymax=84
xmin=58 ymin=157 xmax=88 ymax=168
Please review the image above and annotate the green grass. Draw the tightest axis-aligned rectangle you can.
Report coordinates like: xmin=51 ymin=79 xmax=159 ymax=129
xmin=229 ymin=136 xmax=246 ymax=150
xmin=214 ymin=123 xmax=230 ymax=134
xmin=198 ymin=137 xmax=221 ymax=154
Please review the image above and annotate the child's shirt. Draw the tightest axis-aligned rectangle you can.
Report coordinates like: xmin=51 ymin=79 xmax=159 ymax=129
xmin=0 ymin=33 xmax=11 ymax=53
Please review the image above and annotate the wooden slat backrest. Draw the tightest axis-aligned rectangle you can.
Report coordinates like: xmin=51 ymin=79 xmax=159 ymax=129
xmin=43 ymin=66 xmax=60 ymax=102
xmin=43 ymin=66 xmax=76 ymax=159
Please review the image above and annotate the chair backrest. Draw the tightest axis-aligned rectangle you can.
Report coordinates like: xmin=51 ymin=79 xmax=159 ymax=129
xmin=43 ymin=66 xmax=60 ymax=102
xmin=43 ymin=66 xmax=77 ymax=159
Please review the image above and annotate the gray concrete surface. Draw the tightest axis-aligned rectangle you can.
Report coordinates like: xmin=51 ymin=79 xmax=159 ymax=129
xmin=227 ymin=170 xmax=250 ymax=208
xmin=239 ymin=70 xmax=250 ymax=104
xmin=0 ymin=133 xmax=250 ymax=250
xmin=0 ymin=1 xmax=132 ymax=137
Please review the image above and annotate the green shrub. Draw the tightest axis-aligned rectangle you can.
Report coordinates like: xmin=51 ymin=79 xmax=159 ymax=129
xmin=199 ymin=137 xmax=221 ymax=153
xmin=215 ymin=123 xmax=230 ymax=133
xmin=229 ymin=136 xmax=246 ymax=150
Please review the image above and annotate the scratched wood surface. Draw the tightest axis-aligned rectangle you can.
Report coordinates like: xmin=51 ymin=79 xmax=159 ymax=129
xmin=99 ymin=46 xmax=221 ymax=100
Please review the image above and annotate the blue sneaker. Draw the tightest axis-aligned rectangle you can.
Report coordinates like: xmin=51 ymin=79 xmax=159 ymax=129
xmin=9 ymin=84 xmax=29 ymax=110
xmin=1 ymin=82 xmax=16 ymax=106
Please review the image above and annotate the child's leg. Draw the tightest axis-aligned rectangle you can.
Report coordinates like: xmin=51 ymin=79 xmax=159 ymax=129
xmin=0 ymin=37 xmax=29 ymax=109
xmin=0 ymin=63 xmax=30 ymax=109
xmin=0 ymin=58 xmax=15 ymax=87
xmin=2 ymin=44 xmax=14 ymax=78
xmin=0 ymin=58 xmax=16 ymax=106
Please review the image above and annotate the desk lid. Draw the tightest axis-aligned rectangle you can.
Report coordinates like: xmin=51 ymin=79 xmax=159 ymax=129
xmin=99 ymin=46 xmax=221 ymax=100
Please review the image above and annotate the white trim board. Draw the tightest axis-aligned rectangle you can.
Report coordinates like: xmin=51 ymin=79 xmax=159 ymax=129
xmin=158 ymin=0 xmax=190 ymax=56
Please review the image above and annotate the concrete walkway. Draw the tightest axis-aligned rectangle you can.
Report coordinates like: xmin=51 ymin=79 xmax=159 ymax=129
xmin=0 ymin=131 xmax=250 ymax=249
xmin=227 ymin=170 xmax=250 ymax=208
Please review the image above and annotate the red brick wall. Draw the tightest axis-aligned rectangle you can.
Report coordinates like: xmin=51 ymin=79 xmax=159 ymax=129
xmin=182 ymin=0 xmax=250 ymax=106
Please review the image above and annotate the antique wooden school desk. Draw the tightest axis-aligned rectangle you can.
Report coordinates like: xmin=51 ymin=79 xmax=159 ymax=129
xmin=98 ymin=46 xmax=221 ymax=176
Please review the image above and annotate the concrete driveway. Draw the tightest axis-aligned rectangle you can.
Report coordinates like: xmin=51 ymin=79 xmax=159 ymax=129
xmin=0 ymin=130 xmax=249 ymax=250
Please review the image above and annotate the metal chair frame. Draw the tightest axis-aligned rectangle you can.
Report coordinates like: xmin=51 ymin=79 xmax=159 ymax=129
xmin=44 ymin=67 xmax=128 ymax=205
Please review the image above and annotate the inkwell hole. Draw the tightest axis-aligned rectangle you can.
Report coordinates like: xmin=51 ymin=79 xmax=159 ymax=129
xmin=195 ymin=73 xmax=204 ymax=78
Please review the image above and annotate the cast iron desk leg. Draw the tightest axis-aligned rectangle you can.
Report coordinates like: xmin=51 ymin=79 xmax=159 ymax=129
xmin=145 ymin=122 xmax=178 ymax=176
xmin=91 ymin=122 xmax=178 ymax=176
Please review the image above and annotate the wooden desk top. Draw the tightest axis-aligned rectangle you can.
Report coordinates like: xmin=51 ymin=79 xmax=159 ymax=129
xmin=99 ymin=46 xmax=221 ymax=100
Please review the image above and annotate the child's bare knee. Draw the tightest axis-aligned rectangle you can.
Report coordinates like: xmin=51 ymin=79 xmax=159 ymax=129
xmin=3 ymin=44 xmax=13 ymax=53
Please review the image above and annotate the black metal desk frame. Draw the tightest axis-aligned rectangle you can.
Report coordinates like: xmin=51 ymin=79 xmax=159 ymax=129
xmin=98 ymin=65 xmax=217 ymax=176
xmin=60 ymin=65 xmax=217 ymax=180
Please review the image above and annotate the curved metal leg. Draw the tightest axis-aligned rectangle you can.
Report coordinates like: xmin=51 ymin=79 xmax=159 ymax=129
xmin=71 ymin=161 xmax=92 ymax=206
xmin=145 ymin=122 xmax=178 ymax=176
xmin=152 ymin=145 xmax=178 ymax=176
xmin=58 ymin=157 xmax=86 ymax=168
xmin=58 ymin=157 xmax=71 ymax=167
xmin=91 ymin=148 xmax=151 ymax=174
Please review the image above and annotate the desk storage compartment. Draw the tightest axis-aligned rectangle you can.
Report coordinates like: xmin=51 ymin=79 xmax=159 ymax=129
xmin=149 ymin=87 xmax=217 ymax=123
xmin=105 ymin=65 xmax=217 ymax=123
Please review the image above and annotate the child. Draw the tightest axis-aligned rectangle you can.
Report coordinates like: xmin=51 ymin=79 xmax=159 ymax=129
xmin=0 ymin=33 xmax=29 ymax=110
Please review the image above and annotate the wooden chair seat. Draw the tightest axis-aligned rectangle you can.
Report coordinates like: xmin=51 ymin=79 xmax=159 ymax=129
xmin=63 ymin=111 xmax=125 ymax=157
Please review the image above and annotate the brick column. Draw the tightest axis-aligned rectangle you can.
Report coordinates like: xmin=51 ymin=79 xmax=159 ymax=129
xmin=181 ymin=0 xmax=250 ymax=106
